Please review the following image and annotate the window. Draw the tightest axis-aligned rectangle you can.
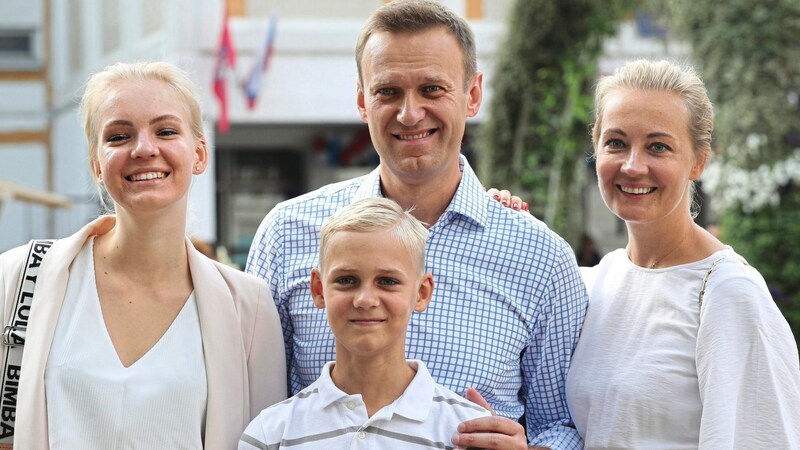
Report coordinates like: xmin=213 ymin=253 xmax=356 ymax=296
xmin=0 ymin=29 xmax=40 ymax=70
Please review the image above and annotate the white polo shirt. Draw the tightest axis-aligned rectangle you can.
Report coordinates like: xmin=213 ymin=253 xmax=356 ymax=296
xmin=240 ymin=360 xmax=490 ymax=449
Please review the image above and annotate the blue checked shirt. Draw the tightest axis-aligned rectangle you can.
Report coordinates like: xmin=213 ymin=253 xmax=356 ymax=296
xmin=246 ymin=155 xmax=588 ymax=449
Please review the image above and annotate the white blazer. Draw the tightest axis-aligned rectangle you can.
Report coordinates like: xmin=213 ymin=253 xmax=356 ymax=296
xmin=0 ymin=216 xmax=287 ymax=449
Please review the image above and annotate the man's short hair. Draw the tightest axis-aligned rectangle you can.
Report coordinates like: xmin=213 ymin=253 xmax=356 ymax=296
xmin=355 ymin=0 xmax=477 ymax=90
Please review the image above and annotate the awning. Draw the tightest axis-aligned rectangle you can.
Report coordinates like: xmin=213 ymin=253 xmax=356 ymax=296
xmin=0 ymin=180 xmax=73 ymax=210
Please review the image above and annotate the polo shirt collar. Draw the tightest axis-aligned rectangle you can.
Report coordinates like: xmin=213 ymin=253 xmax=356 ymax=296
xmin=390 ymin=360 xmax=436 ymax=422
xmin=315 ymin=361 xmax=349 ymax=409
xmin=313 ymin=360 xmax=436 ymax=423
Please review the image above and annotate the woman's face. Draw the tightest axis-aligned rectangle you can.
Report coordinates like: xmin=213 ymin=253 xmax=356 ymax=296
xmin=594 ymin=88 xmax=705 ymax=227
xmin=93 ymin=79 xmax=207 ymax=215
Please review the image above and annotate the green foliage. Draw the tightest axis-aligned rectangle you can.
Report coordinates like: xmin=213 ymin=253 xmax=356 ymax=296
xmin=477 ymin=0 xmax=635 ymax=244
xmin=650 ymin=0 xmax=800 ymax=337
xmin=660 ymin=0 xmax=800 ymax=169
xmin=720 ymin=185 xmax=800 ymax=337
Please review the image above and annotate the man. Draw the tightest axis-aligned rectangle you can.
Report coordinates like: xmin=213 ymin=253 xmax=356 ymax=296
xmin=246 ymin=1 xmax=587 ymax=448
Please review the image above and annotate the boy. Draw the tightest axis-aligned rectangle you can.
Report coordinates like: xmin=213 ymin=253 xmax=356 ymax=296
xmin=239 ymin=198 xmax=490 ymax=449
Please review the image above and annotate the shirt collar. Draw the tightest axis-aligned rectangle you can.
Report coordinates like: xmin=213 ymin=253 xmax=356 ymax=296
xmin=390 ymin=360 xmax=436 ymax=422
xmin=446 ymin=155 xmax=488 ymax=228
xmin=313 ymin=360 xmax=436 ymax=422
xmin=353 ymin=165 xmax=382 ymax=201
xmin=315 ymin=361 xmax=349 ymax=409
xmin=353 ymin=154 xmax=488 ymax=229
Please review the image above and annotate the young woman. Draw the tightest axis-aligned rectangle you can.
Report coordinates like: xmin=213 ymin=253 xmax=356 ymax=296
xmin=0 ymin=61 xmax=286 ymax=449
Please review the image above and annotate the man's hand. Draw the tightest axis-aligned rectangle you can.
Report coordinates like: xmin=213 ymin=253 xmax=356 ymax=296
xmin=451 ymin=388 xmax=532 ymax=450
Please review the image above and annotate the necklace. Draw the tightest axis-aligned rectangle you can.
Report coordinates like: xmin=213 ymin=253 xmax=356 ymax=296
xmin=627 ymin=228 xmax=692 ymax=269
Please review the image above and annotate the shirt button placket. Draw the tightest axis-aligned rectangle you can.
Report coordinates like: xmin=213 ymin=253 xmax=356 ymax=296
xmin=351 ymin=429 xmax=368 ymax=449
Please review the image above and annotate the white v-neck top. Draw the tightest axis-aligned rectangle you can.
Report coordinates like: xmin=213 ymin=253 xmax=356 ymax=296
xmin=45 ymin=238 xmax=207 ymax=449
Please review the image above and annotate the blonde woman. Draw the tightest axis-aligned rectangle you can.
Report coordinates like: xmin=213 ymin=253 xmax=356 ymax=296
xmin=0 ymin=61 xmax=286 ymax=449
xmin=565 ymin=59 xmax=800 ymax=448
xmin=492 ymin=58 xmax=800 ymax=448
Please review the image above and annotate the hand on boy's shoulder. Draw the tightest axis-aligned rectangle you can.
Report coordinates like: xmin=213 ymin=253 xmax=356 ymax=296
xmin=451 ymin=388 xmax=531 ymax=450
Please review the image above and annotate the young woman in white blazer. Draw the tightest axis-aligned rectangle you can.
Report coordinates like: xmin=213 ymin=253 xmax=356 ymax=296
xmin=0 ymin=61 xmax=286 ymax=449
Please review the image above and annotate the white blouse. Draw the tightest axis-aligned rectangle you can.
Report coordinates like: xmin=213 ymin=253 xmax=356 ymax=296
xmin=566 ymin=248 xmax=800 ymax=449
xmin=45 ymin=238 xmax=207 ymax=449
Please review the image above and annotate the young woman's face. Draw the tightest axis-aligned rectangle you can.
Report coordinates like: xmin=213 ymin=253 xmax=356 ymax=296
xmin=595 ymin=88 xmax=705 ymax=227
xmin=93 ymin=79 xmax=207 ymax=215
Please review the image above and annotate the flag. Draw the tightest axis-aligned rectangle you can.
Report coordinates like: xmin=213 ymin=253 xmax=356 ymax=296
xmin=213 ymin=9 xmax=236 ymax=133
xmin=243 ymin=0 xmax=283 ymax=109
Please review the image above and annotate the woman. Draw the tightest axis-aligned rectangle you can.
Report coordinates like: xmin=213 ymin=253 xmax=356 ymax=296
xmin=564 ymin=59 xmax=800 ymax=448
xmin=0 ymin=61 xmax=286 ymax=448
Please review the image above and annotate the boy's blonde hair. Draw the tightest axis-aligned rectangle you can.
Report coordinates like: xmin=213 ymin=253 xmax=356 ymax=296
xmin=318 ymin=198 xmax=428 ymax=273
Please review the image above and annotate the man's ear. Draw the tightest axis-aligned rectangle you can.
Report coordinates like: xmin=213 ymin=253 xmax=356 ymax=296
xmin=465 ymin=71 xmax=483 ymax=118
xmin=356 ymin=80 xmax=368 ymax=123
xmin=311 ymin=268 xmax=326 ymax=309
xmin=413 ymin=273 xmax=434 ymax=313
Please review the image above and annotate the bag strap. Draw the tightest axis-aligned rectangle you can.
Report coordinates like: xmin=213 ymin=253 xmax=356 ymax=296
xmin=0 ymin=239 xmax=55 ymax=446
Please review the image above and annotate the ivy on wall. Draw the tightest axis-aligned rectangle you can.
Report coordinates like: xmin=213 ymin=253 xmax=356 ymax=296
xmin=477 ymin=0 xmax=635 ymax=246
xmin=653 ymin=0 xmax=800 ymax=336
xmin=480 ymin=0 xmax=800 ymax=339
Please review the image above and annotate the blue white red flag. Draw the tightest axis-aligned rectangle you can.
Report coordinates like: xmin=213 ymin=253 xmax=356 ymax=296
xmin=213 ymin=9 xmax=236 ymax=133
xmin=243 ymin=0 xmax=282 ymax=109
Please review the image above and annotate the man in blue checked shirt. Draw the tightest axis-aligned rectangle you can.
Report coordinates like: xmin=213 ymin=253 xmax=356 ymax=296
xmin=246 ymin=1 xmax=588 ymax=448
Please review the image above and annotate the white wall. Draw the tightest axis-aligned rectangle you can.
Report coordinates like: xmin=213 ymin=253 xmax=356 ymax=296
xmin=0 ymin=82 xmax=47 ymax=131
xmin=196 ymin=13 xmax=504 ymax=126
xmin=0 ymin=144 xmax=49 ymax=249
xmin=0 ymin=0 xmax=48 ymax=250
xmin=0 ymin=0 xmax=689 ymax=251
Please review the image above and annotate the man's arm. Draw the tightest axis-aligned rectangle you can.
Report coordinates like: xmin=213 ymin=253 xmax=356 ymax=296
xmin=246 ymin=207 xmax=294 ymax=395
xmin=524 ymin=242 xmax=586 ymax=448
xmin=454 ymin=240 xmax=588 ymax=449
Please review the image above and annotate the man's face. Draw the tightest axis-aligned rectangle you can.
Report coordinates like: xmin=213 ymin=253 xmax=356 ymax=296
xmin=357 ymin=27 xmax=482 ymax=184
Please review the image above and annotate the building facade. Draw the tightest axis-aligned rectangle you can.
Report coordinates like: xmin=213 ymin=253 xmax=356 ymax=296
xmin=0 ymin=0 xmax=685 ymax=263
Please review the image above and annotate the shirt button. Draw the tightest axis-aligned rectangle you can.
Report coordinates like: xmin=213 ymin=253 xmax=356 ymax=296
xmin=357 ymin=431 xmax=366 ymax=440
xmin=346 ymin=401 xmax=356 ymax=410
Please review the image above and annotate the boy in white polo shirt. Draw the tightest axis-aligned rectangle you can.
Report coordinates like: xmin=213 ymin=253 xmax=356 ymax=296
xmin=239 ymin=197 xmax=490 ymax=449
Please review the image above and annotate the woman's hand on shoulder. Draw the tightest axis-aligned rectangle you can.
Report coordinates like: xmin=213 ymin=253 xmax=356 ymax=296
xmin=486 ymin=187 xmax=528 ymax=212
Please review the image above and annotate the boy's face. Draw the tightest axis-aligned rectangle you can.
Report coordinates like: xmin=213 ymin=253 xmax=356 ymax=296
xmin=311 ymin=230 xmax=433 ymax=360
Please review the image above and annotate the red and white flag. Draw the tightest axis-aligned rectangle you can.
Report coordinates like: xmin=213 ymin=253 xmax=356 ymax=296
xmin=213 ymin=9 xmax=236 ymax=133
